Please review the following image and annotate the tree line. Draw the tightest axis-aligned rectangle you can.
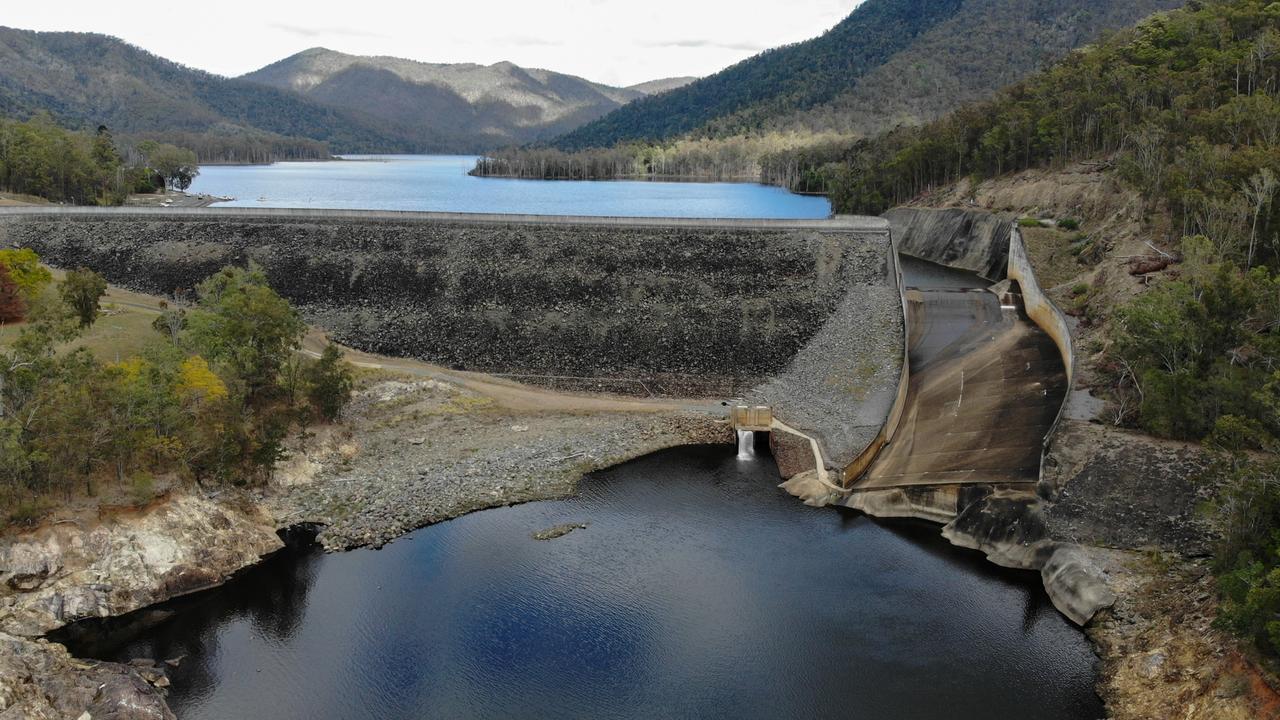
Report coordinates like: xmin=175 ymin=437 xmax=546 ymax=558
xmin=1 ymin=255 xmax=354 ymax=525
xmin=471 ymin=132 xmax=852 ymax=183
xmin=0 ymin=114 xmax=205 ymax=203
xmin=130 ymin=129 xmax=331 ymax=165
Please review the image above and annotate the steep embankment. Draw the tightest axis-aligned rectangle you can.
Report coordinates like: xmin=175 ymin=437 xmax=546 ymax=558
xmin=882 ymin=207 xmax=1012 ymax=280
xmin=0 ymin=210 xmax=894 ymax=398
xmin=891 ymin=167 xmax=1279 ymax=719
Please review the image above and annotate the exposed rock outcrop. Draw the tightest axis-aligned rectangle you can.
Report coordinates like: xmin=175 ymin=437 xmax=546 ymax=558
xmin=1042 ymin=421 xmax=1216 ymax=557
xmin=0 ymin=495 xmax=282 ymax=638
xmin=0 ymin=632 xmax=173 ymax=720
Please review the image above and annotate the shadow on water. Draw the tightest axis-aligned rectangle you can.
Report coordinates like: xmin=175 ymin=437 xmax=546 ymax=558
xmin=57 ymin=445 xmax=1102 ymax=720
xmin=850 ymin=511 xmax=1058 ymax=634
xmin=54 ymin=526 xmax=324 ymax=667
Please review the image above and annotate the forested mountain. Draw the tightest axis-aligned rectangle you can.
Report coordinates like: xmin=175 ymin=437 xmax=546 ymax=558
xmin=0 ymin=30 xmax=675 ymax=161
xmin=815 ymin=0 xmax=1280 ymax=221
xmin=0 ymin=28 xmax=410 ymax=161
xmin=753 ymin=0 xmax=1189 ymax=138
xmin=240 ymin=48 xmax=646 ymax=149
xmin=550 ymin=0 xmax=1184 ymax=151
xmin=626 ymin=77 xmax=698 ymax=95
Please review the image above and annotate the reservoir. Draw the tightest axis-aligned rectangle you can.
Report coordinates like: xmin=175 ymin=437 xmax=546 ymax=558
xmin=185 ymin=155 xmax=833 ymax=218
xmin=63 ymin=446 xmax=1103 ymax=720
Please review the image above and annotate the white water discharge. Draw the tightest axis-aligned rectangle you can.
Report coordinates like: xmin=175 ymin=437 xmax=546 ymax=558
xmin=736 ymin=430 xmax=756 ymax=460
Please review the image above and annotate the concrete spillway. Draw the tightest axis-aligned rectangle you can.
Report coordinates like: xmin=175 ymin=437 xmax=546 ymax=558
xmin=838 ymin=209 xmax=1112 ymax=627
xmin=855 ymin=257 xmax=1067 ymax=489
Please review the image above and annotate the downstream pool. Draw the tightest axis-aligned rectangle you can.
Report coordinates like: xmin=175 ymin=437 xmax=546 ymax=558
xmin=63 ymin=446 xmax=1102 ymax=719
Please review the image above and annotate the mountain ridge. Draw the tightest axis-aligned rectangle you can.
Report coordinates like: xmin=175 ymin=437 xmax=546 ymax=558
xmin=239 ymin=47 xmax=645 ymax=149
xmin=627 ymin=77 xmax=698 ymax=95
xmin=0 ymin=30 xmax=684 ymax=158
xmin=0 ymin=27 xmax=411 ymax=158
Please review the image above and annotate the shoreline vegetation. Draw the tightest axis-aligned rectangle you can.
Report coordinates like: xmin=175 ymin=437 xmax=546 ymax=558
xmin=468 ymin=131 xmax=854 ymax=190
xmin=0 ymin=115 xmax=202 ymax=206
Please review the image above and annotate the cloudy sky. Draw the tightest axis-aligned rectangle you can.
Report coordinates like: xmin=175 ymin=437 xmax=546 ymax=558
xmin=6 ymin=1 xmax=859 ymax=87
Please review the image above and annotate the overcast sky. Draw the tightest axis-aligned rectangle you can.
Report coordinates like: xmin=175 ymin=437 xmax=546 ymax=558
xmin=6 ymin=1 xmax=859 ymax=87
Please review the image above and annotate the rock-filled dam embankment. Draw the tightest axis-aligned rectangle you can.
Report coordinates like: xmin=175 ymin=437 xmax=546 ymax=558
xmin=0 ymin=207 xmax=904 ymax=465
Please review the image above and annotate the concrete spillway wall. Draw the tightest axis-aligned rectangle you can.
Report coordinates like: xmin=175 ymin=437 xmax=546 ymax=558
xmin=1006 ymin=227 xmax=1077 ymax=479
xmin=0 ymin=207 xmax=899 ymax=403
xmin=883 ymin=207 xmax=1013 ymax=282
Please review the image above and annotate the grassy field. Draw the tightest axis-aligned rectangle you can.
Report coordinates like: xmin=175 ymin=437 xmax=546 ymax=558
xmin=0 ymin=273 xmax=165 ymax=362
xmin=66 ymin=302 xmax=164 ymax=361
xmin=0 ymin=192 xmax=50 ymax=207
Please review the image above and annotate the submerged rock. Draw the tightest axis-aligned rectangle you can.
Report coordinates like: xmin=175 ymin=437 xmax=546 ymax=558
xmin=532 ymin=523 xmax=588 ymax=541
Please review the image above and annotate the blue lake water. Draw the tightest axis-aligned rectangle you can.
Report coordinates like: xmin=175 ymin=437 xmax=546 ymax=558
xmin=186 ymin=155 xmax=832 ymax=218
xmin=64 ymin=447 xmax=1102 ymax=720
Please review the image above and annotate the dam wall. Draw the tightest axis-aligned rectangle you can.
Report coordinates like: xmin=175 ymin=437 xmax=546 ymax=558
xmin=883 ymin=207 xmax=1013 ymax=282
xmin=0 ymin=207 xmax=900 ymax=404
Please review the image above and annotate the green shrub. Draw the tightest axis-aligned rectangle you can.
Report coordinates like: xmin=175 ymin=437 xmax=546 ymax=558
xmin=129 ymin=472 xmax=156 ymax=505
xmin=1111 ymin=244 xmax=1275 ymax=441
xmin=1212 ymin=454 xmax=1280 ymax=657
xmin=5 ymin=497 xmax=50 ymax=527
xmin=60 ymin=267 xmax=108 ymax=328
xmin=306 ymin=344 xmax=355 ymax=421
xmin=1018 ymin=217 xmax=1045 ymax=228
xmin=1058 ymin=218 xmax=1080 ymax=231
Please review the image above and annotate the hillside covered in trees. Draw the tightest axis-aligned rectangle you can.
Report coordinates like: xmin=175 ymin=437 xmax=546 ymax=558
xmin=813 ymin=0 xmax=1280 ymax=232
xmin=544 ymin=0 xmax=1181 ymax=154
xmin=0 ymin=28 xmax=387 ymax=162
xmin=0 ymin=28 xmax=690 ymax=162
xmin=475 ymin=0 xmax=1182 ymax=183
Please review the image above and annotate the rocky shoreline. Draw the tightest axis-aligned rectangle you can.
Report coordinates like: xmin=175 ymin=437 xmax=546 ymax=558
xmin=269 ymin=377 xmax=728 ymax=551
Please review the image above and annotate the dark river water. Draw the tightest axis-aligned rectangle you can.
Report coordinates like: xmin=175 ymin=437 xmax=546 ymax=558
xmin=64 ymin=446 xmax=1102 ymax=720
